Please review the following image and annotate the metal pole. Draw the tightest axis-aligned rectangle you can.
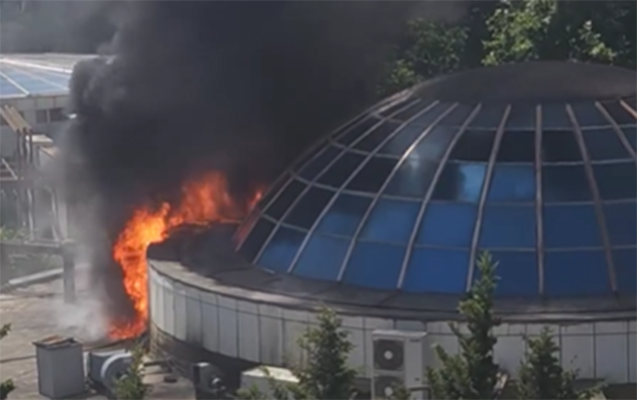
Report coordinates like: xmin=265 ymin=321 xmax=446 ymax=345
xmin=62 ymin=241 xmax=75 ymax=303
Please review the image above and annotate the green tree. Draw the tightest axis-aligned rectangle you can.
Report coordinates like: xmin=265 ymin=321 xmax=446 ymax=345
xmin=426 ymin=252 xmax=501 ymax=400
xmin=0 ymin=324 xmax=15 ymax=400
xmin=518 ymin=327 xmax=600 ymax=400
xmin=113 ymin=344 xmax=148 ymax=400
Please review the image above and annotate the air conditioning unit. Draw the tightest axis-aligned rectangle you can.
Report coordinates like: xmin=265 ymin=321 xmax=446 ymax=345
xmin=241 ymin=366 xmax=298 ymax=400
xmin=86 ymin=350 xmax=132 ymax=393
xmin=372 ymin=330 xmax=430 ymax=400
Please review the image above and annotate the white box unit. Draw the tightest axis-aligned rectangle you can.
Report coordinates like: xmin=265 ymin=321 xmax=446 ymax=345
xmin=33 ymin=336 xmax=85 ymax=399
xmin=241 ymin=366 xmax=298 ymax=399
xmin=372 ymin=330 xmax=430 ymax=400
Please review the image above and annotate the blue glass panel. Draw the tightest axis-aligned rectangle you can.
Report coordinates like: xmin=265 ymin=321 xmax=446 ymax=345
xmin=506 ymin=104 xmax=536 ymax=130
xmin=620 ymin=126 xmax=636 ymax=151
xmin=544 ymin=204 xmax=601 ymax=248
xmin=488 ymin=251 xmax=538 ymax=297
xmin=542 ymin=164 xmax=592 ymax=202
xmin=378 ymin=125 xmax=427 ymax=156
xmin=582 ymin=128 xmax=631 ymax=160
xmin=480 ymin=205 xmax=536 ymax=248
xmin=284 ymin=187 xmax=335 ymax=229
xmin=488 ymin=164 xmax=535 ymax=202
xmin=439 ymin=104 xmax=475 ymax=126
xmin=603 ymin=101 xmax=636 ymax=126
xmin=354 ymin=120 xmax=402 ymax=152
xmin=317 ymin=152 xmax=366 ymax=188
xmin=571 ymin=102 xmax=610 ymax=127
xmin=342 ymin=242 xmax=404 ymax=290
xmin=416 ymin=202 xmax=477 ymax=247
xmin=315 ymin=194 xmax=372 ymax=236
xmin=469 ymin=104 xmax=506 ymax=128
xmin=411 ymin=126 xmax=459 ymax=162
xmin=544 ymin=250 xmax=609 ymax=296
xmin=257 ymin=174 xmax=289 ymax=212
xmin=239 ymin=218 xmax=276 ymax=262
xmin=335 ymin=117 xmax=380 ymax=146
xmin=257 ymin=227 xmax=305 ymax=272
xmin=0 ymin=78 xmax=22 ymax=96
xmin=293 ymin=234 xmax=349 ymax=281
xmin=298 ymin=146 xmax=342 ymax=180
xmin=411 ymin=102 xmax=450 ymax=126
xmin=593 ymin=162 xmax=637 ymax=200
xmin=540 ymin=130 xmax=582 ymax=162
xmin=432 ymin=162 xmax=486 ymax=202
xmin=613 ymin=248 xmax=636 ymax=294
xmin=265 ymin=179 xmax=306 ymax=220
xmin=360 ymin=198 xmax=420 ymax=244
xmin=542 ymin=104 xmax=572 ymax=129
xmin=448 ymin=130 xmax=495 ymax=162
xmin=603 ymin=202 xmax=637 ymax=246
xmin=384 ymin=157 xmax=437 ymax=198
xmin=496 ymin=130 xmax=535 ymax=162
xmin=402 ymin=248 xmax=469 ymax=294
xmin=346 ymin=157 xmax=397 ymax=193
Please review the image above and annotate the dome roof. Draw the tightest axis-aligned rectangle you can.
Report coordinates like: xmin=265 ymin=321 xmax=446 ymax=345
xmin=236 ymin=62 xmax=637 ymax=299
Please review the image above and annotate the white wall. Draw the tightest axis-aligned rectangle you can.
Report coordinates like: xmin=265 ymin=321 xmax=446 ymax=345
xmin=149 ymin=266 xmax=637 ymax=384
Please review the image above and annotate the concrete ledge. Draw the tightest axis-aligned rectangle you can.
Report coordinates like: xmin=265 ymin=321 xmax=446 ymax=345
xmin=0 ymin=267 xmax=62 ymax=292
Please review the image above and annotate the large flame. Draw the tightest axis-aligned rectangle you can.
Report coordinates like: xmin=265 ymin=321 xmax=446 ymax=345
xmin=110 ymin=171 xmax=263 ymax=339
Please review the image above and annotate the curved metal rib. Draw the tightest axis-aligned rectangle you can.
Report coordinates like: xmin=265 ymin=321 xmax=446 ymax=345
xmin=337 ymin=103 xmax=459 ymax=282
xmin=566 ymin=104 xmax=617 ymax=292
xmin=620 ymin=99 xmax=637 ymax=119
xmin=286 ymin=101 xmax=442 ymax=273
xmin=396 ymin=104 xmax=481 ymax=289
xmin=0 ymin=69 xmax=29 ymax=95
xmin=251 ymin=101 xmax=423 ymax=265
xmin=534 ymin=105 xmax=545 ymax=295
xmin=465 ymin=105 xmax=511 ymax=291
xmin=595 ymin=102 xmax=636 ymax=160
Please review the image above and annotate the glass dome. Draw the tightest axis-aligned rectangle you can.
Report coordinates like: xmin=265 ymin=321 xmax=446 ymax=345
xmin=236 ymin=62 xmax=637 ymax=298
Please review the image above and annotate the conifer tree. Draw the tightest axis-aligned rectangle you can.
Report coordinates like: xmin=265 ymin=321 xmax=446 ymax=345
xmin=426 ymin=252 xmax=501 ymax=399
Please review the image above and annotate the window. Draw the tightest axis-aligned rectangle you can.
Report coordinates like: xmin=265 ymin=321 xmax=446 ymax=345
xmin=620 ymin=126 xmax=636 ymax=151
xmin=330 ymin=114 xmax=368 ymax=140
xmin=505 ymin=104 xmax=536 ymax=130
xmin=540 ymin=130 xmax=582 ymax=162
xmin=293 ymin=234 xmax=349 ymax=281
xmin=479 ymin=205 xmax=536 ymax=249
xmin=496 ymin=130 xmax=536 ymax=162
xmin=354 ymin=120 xmax=402 ymax=152
xmin=315 ymin=194 xmax=371 ymax=237
xmin=378 ymin=125 xmax=427 ymax=156
xmin=394 ymin=100 xmax=437 ymax=121
xmin=335 ymin=117 xmax=380 ymax=146
xmin=593 ymin=162 xmax=637 ymax=200
xmin=570 ymin=102 xmax=610 ymax=127
xmin=544 ymin=250 xmax=609 ymax=296
xmin=256 ymin=174 xmax=290 ymax=212
xmin=264 ymin=179 xmax=306 ymax=220
xmin=298 ymin=146 xmax=342 ymax=180
xmin=412 ymin=126 xmax=458 ymax=162
xmin=378 ymin=98 xmax=416 ymax=118
xmin=239 ymin=218 xmax=275 ymax=262
xmin=487 ymin=251 xmax=538 ymax=297
xmin=403 ymin=248 xmax=469 ymax=294
xmin=342 ymin=241 xmax=405 ymax=290
xmin=416 ymin=202 xmax=477 ymax=248
xmin=601 ymin=101 xmax=636 ymax=126
xmin=542 ymin=104 xmax=572 ymax=129
xmin=359 ymin=198 xmax=420 ymax=244
xmin=469 ymin=103 xmax=507 ymax=128
xmin=543 ymin=204 xmax=601 ymax=248
xmin=36 ymin=109 xmax=48 ymax=124
xmin=411 ymin=102 xmax=452 ymax=126
xmin=439 ymin=103 xmax=476 ymax=126
xmin=488 ymin=164 xmax=536 ymax=202
xmin=542 ymin=164 xmax=591 ymax=202
xmin=582 ymin=128 xmax=632 ymax=160
xmin=432 ymin=162 xmax=486 ymax=202
xmin=48 ymin=108 xmax=66 ymax=122
xmin=447 ymin=129 xmax=495 ymax=162
xmin=384 ymin=157 xmax=437 ymax=198
xmin=284 ymin=187 xmax=334 ymax=229
xmin=317 ymin=152 xmax=365 ymax=188
xmin=346 ymin=157 xmax=397 ymax=193
xmin=603 ymin=202 xmax=636 ymax=246
xmin=613 ymin=248 xmax=637 ymax=294
xmin=257 ymin=227 xmax=305 ymax=273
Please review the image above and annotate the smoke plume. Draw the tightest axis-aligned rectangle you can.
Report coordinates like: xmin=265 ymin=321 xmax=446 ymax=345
xmin=60 ymin=1 xmax=470 ymax=331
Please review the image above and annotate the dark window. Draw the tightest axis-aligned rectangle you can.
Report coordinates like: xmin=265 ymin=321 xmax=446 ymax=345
xmin=469 ymin=103 xmax=507 ymax=128
xmin=542 ymin=164 xmax=591 ymax=202
xmin=439 ymin=103 xmax=476 ymax=126
xmin=335 ymin=117 xmax=380 ymax=146
xmin=582 ymin=128 xmax=632 ymax=160
xmin=487 ymin=251 xmax=538 ymax=297
xmin=506 ymin=104 xmax=536 ymax=130
xmin=239 ymin=218 xmax=275 ymax=262
xmin=496 ymin=130 xmax=536 ymax=162
xmin=411 ymin=102 xmax=453 ymax=126
xmin=257 ymin=175 xmax=290 ymax=211
xmin=384 ymin=157 xmax=438 ymax=198
xmin=346 ymin=157 xmax=397 ymax=193
xmin=479 ymin=205 xmax=536 ymax=248
xmin=298 ymin=146 xmax=342 ymax=180
xmin=264 ymin=179 xmax=306 ymax=220
xmin=543 ymin=204 xmax=602 ymax=248
xmin=603 ymin=202 xmax=637 ymax=246
xmin=602 ymin=101 xmax=636 ymax=126
xmin=544 ymin=250 xmax=609 ymax=296
xmin=315 ymin=194 xmax=372 ymax=237
xmin=378 ymin=125 xmax=427 ymax=156
xmin=403 ymin=248 xmax=469 ymax=294
xmin=620 ymin=126 xmax=636 ymax=151
xmin=614 ymin=248 xmax=637 ymax=294
xmin=432 ymin=162 xmax=486 ymax=202
xmin=488 ymin=164 xmax=536 ymax=202
xmin=447 ymin=129 xmax=495 ymax=162
xmin=378 ymin=98 xmax=416 ymax=117
xmin=540 ymin=130 xmax=582 ymax=162
xmin=284 ymin=187 xmax=335 ymax=229
xmin=542 ymin=103 xmax=572 ymax=129
xmin=394 ymin=100 xmax=437 ymax=121
xmin=342 ymin=241 xmax=404 ymax=290
xmin=49 ymin=108 xmax=65 ymax=122
xmin=570 ymin=102 xmax=610 ymax=127
xmin=354 ymin=120 xmax=402 ymax=152
xmin=293 ymin=140 xmax=327 ymax=171
xmin=292 ymin=234 xmax=349 ymax=281
xmin=317 ymin=152 xmax=366 ymax=188
xmin=36 ymin=109 xmax=48 ymax=124
xmin=593 ymin=162 xmax=637 ymax=200
xmin=330 ymin=114 xmax=368 ymax=139
xmin=359 ymin=198 xmax=420 ymax=244
xmin=257 ymin=227 xmax=305 ymax=273
xmin=412 ymin=126 xmax=458 ymax=162
xmin=416 ymin=202 xmax=477 ymax=248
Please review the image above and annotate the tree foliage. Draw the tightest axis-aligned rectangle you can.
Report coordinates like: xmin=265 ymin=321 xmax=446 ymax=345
xmin=0 ymin=324 xmax=15 ymax=400
xmin=518 ymin=327 xmax=599 ymax=400
xmin=113 ymin=344 xmax=148 ymax=400
xmin=426 ymin=252 xmax=501 ymax=400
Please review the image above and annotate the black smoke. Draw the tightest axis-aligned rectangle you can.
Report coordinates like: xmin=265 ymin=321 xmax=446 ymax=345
xmin=60 ymin=1 xmax=432 ymax=327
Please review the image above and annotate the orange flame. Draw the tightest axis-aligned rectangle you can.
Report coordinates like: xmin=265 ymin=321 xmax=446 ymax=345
xmin=110 ymin=171 xmax=263 ymax=339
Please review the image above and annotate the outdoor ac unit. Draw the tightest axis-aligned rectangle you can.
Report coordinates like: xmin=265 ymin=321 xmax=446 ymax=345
xmin=372 ymin=330 xmax=430 ymax=400
xmin=86 ymin=350 xmax=132 ymax=393
xmin=241 ymin=366 xmax=298 ymax=400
